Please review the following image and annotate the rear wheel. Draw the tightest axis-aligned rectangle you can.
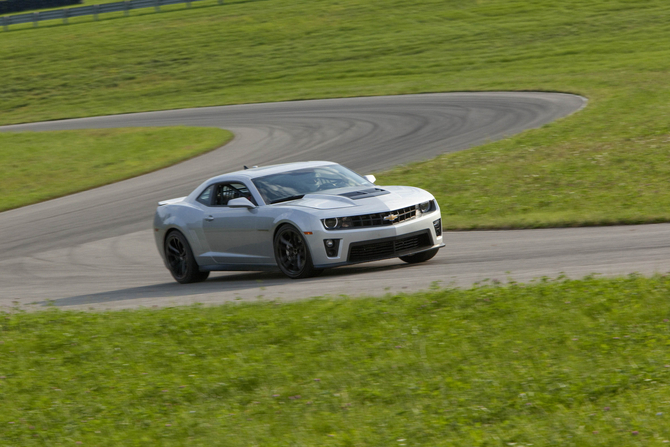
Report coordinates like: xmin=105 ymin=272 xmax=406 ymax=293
xmin=274 ymin=225 xmax=321 ymax=279
xmin=165 ymin=231 xmax=210 ymax=284
xmin=399 ymin=247 xmax=439 ymax=264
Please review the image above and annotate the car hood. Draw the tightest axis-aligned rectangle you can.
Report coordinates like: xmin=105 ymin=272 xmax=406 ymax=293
xmin=277 ymin=186 xmax=432 ymax=212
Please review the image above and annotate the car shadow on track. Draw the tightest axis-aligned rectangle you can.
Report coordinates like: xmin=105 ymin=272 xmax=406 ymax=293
xmin=43 ymin=260 xmax=420 ymax=307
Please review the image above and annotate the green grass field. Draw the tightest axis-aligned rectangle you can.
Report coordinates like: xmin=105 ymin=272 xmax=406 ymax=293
xmin=2 ymin=275 xmax=670 ymax=446
xmin=2 ymin=0 xmax=670 ymax=227
xmin=0 ymin=128 xmax=231 ymax=212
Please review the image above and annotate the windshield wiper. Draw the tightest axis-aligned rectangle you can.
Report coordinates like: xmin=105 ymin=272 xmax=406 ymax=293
xmin=270 ymin=194 xmax=305 ymax=204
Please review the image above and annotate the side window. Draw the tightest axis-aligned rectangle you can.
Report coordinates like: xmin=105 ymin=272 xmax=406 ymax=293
xmin=196 ymin=185 xmax=214 ymax=206
xmin=213 ymin=182 xmax=257 ymax=206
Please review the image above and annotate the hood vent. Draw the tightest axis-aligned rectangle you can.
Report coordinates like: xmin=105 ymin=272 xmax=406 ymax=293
xmin=338 ymin=188 xmax=390 ymax=200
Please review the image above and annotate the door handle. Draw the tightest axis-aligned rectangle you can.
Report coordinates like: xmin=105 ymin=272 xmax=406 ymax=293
xmin=205 ymin=215 xmax=214 ymax=222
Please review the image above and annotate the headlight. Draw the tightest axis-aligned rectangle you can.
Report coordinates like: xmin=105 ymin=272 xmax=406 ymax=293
xmin=322 ymin=216 xmax=353 ymax=230
xmin=323 ymin=218 xmax=339 ymax=229
xmin=419 ymin=201 xmax=432 ymax=213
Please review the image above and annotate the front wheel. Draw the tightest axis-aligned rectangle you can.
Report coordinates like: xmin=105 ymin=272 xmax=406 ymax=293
xmin=399 ymin=248 xmax=439 ymax=264
xmin=165 ymin=231 xmax=210 ymax=284
xmin=274 ymin=225 xmax=321 ymax=279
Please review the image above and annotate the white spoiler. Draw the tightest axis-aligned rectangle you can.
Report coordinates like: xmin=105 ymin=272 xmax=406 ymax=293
xmin=158 ymin=196 xmax=187 ymax=206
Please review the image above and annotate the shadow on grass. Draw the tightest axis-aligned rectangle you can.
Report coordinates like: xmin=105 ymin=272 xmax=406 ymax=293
xmin=44 ymin=260 xmax=418 ymax=307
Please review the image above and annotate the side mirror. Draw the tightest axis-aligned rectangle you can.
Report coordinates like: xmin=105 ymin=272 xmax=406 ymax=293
xmin=228 ymin=197 xmax=256 ymax=209
xmin=364 ymin=174 xmax=376 ymax=184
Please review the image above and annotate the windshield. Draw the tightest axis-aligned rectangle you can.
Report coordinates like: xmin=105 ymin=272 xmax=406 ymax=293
xmin=252 ymin=165 xmax=371 ymax=204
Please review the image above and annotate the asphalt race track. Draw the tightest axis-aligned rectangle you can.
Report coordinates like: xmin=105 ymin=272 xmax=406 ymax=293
xmin=5 ymin=92 xmax=667 ymax=310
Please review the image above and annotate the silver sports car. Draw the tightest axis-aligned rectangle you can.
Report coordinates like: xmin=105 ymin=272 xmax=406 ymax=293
xmin=154 ymin=161 xmax=444 ymax=283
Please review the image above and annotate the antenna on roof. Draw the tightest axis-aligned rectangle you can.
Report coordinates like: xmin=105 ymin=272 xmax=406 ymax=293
xmin=244 ymin=165 xmax=249 ymax=170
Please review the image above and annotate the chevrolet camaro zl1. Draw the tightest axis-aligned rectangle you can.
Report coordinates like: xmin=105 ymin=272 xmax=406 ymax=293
xmin=154 ymin=161 xmax=444 ymax=283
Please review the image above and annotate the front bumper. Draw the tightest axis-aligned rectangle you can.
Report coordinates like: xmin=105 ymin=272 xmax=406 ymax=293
xmin=308 ymin=210 xmax=443 ymax=268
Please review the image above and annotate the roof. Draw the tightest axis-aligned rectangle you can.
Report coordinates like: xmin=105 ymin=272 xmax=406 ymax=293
xmin=208 ymin=161 xmax=338 ymax=182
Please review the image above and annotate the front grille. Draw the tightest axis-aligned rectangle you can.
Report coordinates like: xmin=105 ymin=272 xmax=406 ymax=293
xmin=348 ymin=205 xmax=417 ymax=228
xmin=348 ymin=230 xmax=433 ymax=263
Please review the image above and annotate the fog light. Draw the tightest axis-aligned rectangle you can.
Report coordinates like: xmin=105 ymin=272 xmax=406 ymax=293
xmin=323 ymin=239 xmax=341 ymax=258
xmin=433 ymin=218 xmax=442 ymax=237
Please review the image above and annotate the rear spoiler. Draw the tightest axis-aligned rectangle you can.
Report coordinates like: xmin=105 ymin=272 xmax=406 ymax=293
xmin=158 ymin=196 xmax=187 ymax=206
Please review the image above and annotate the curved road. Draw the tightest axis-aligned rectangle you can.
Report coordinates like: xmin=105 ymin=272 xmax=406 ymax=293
xmin=4 ymin=92 xmax=664 ymax=310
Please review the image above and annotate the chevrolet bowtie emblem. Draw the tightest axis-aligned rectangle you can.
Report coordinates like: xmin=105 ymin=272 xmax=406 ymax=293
xmin=384 ymin=213 xmax=399 ymax=222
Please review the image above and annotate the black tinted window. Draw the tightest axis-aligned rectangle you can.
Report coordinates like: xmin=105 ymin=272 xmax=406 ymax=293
xmin=213 ymin=183 xmax=256 ymax=206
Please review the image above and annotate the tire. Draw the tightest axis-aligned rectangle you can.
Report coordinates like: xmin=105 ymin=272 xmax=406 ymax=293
xmin=399 ymin=247 xmax=439 ymax=264
xmin=164 ymin=231 xmax=210 ymax=284
xmin=274 ymin=225 xmax=321 ymax=279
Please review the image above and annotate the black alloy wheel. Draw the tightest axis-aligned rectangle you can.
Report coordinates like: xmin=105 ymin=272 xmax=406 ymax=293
xmin=399 ymin=247 xmax=439 ymax=264
xmin=165 ymin=231 xmax=210 ymax=284
xmin=274 ymin=225 xmax=321 ymax=279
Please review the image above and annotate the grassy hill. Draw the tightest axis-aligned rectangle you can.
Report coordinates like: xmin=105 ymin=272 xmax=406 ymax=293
xmin=1 ymin=0 xmax=665 ymax=124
